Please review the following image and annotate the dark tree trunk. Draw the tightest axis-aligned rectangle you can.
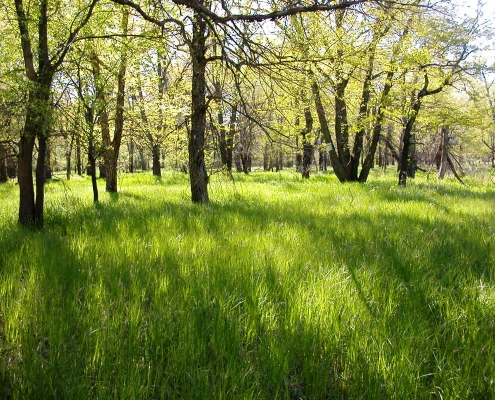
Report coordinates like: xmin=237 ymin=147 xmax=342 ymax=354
xmin=352 ymin=50 xmax=375 ymax=181
xmin=235 ymin=152 xmax=243 ymax=172
xmin=88 ymin=138 xmax=98 ymax=202
xmin=106 ymin=39 xmax=127 ymax=192
xmin=14 ymin=0 xmax=96 ymax=225
xmin=436 ymin=126 xmax=450 ymax=179
xmin=227 ymin=105 xmax=236 ymax=171
xmin=188 ymin=9 xmax=209 ymax=203
xmin=359 ymin=70 xmax=394 ymax=182
xmin=44 ymin=145 xmax=52 ymax=180
xmin=66 ymin=131 xmax=74 ymax=180
xmin=312 ymin=82 xmax=347 ymax=182
xmin=18 ymin=132 xmax=36 ymax=225
xmin=18 ymin=83 xmax=52 ymax=226
xmin=335 ymin=79 xmax=352 ymax=178
xmin=152 ymin=144 xmax=161 ymax=176
xmin=139 ymin=147 xmax=147 ymax=170
xmin=76 ymin=134 xmax=82 ymax=175
xmin=241 ymin=153 xmax=251 ymax=174
xmin=399 ymin=72 xmax=451 ymax=186
xmin=302 ymin=143 xmax=313 ymax=179
xmin=0 ymin=143 xmax=7 ymax=182
xmin=15 ymin=0 xmax=53 ymax=226
xmin=399 ymin=102 xmax=420 ymax=186
xmin=137 ymin=85 xmax=161 ymax=177
xmin=263 ymin=142 xmax=270 ymax=171
xmin=301 ymin=108 xmax=314 ymax=179
xmin=218 ymin=103 xmax=236 ymax=172
xmin=275 ymin=150 xmax=283 ymax=172
xmin=128 ymin=140 xmax=134 ymax=173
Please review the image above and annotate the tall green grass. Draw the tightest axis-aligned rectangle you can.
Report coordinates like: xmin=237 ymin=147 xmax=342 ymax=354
xmin=1 ymin=170 xmax=494 ymax=399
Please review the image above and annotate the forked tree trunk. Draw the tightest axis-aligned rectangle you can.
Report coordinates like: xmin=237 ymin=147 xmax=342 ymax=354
xmin=15 ymin=0 xmax=96 ymax=225
xmin=19 ymin=83 xmax=52 ymax=226
xmin=312 ymin=82 xmax=347 ymax=182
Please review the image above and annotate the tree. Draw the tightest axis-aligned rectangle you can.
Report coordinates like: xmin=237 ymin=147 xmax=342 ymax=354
xmin=111 ymin=0 xmax=376 ymax=202
xmin=13 ymin=0 xmax=98 ymax=226
xmin=397 ymin=8 xmax=476 ymax=185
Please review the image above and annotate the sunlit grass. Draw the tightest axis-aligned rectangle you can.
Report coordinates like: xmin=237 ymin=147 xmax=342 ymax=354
xmin=1 ymin=169 xmax=494 ymax=399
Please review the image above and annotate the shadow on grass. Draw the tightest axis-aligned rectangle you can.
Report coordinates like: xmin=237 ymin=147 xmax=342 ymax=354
xmin=0 ymin=178 xmax=494 ymax=398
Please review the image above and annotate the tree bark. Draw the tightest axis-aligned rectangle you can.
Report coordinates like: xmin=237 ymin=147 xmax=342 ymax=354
xmin=128 ymin=140 xmax=135 ymax=173
xmin=152 ymin=144 xmax=161 ymax=176
xmin=88 ymin=138 xmax=99 ymax=202
xmin=312 ymin=82 xmax=347 ymax=182
xmin=436 ymin=126 xmax=450 ymax=179
xmin=301 ymin=108 xmax=314 ymax=179
xmin=106 ymin=14 xmax=128 ymax=192
xmin=137 ymin=86 xmax=161 ymax=176
xmin=398 ymin=75 xmax=440 ymax=186
xmin=0 ymin=143 xmax=7 ymax=182
xmin=217 ymin=103 xmax=236 ymax=172
xmin=189 ymin=8 xmax=209 ymax=202
xmin=15 ymin=0 xmax=96 ymax=225
xmin=76 ymin=134 xmax=82 ymax=175
xmin=359 ymin=70 xmax=394 ymax=182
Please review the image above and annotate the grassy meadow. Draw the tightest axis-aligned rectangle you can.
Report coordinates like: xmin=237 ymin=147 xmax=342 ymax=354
xmin=0 ymin=169 xmax=494 ymax=399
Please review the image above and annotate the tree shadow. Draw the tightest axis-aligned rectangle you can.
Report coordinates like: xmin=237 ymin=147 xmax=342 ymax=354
xmin=0 ymin=179 xmax=494 ymax=398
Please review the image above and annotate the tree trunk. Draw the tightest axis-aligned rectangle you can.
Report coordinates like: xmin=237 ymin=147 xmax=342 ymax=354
xmin=139 ymin=147 xmax=147 ymax=170
xmin=128 ymin=140 xmax=135 ymax=173
xmin=0 ymin=143 xmax=7 ymax=182
xmin=66 ymin=131 xmax=74 ymax=180
xmin=88 ymin=138 xmax=98 ymax=202
xmin=188 ymin=9 xmax=209 ymax=203
xmin=301 ymin=108 xmax=314 ymax=179
xmin=399 ymin=100 xmax=420 ymax=186
xmin=312 ymin=82 xmax=347 ymax=182
xmin=335 ymin=79 xmax=352 ymax=178
xmin=137 ymin=85 xmax=161 ymax=176
xmin=218 ymin=103 xmax=236 ymax=172
xmin=18 ymin=82 xmax=52 ymax=226
xmin=17 ymin=132 xmax=36 ymax=225
xmin=436 ymin=126 xmax=450 ymax=179
xmin=76 ymin=134 xmax=82 ymax=175
xmin=263 ymin=142 xmax=270 ymax=171
xmin=152 ymin=144 xmax=161 ymax=176
xmin=359 ymin=71 xmax=394 ymax=182
xmin=227 ymin=105 xmax=236 ymax=171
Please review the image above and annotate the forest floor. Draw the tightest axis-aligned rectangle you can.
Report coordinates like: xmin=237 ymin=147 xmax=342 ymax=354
xmin=1 ymin=168 xmax=494 ymax=399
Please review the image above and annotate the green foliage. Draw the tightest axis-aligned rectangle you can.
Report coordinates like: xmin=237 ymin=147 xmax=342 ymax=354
xmin=1 ymin=171 xmax=495 ymax=399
